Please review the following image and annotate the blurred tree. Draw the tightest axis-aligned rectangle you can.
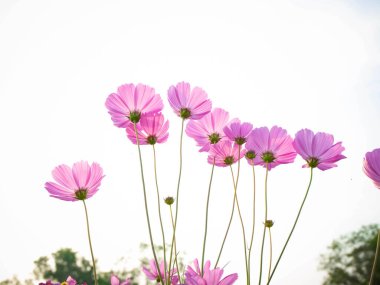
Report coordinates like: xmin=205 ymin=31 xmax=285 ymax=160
xmin=0 ymin=243 xmax=183 ymax=285
xmin=319 ymin=224 xmax=380 ymax=285
xmin=0 ymin=276 xmax=33 ymax=285
xmin=32 ymin=248 xmax=138 ymax=285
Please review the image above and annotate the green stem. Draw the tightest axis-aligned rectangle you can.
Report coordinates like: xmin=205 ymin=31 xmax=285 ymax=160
xmin=214 ymin=146 xmax=243 ymax=269
xmin=248 ymin=164 xmax=256 ymax=282
xmin=133 ymin=123 xmax=164 ymax=285
xmin=168 ymin=118 xmax=185 ymax=284
xmin=267 ymin=228 xmax=273 ymax=283
xmin=82 ymin=200 xmax=98 ymax=285
xmin=258 ymin=165 xmax=269 ymax=285
xmin=170 ymin=205 xmax=181 ymax=284
xmin=201 ymin=161 xmax=215 ymax=276
xmin=214 ymin=181 xmax=236 ymax=268
xmin=152 ymin=145 xmax=167 ymax=284
xmin=230 ymin=165 xmax=249 ymax=285
xmin=369 ymin=229 xmax=380 ymax=285
xmin=267 ymin=167 xmax=314 ymax=284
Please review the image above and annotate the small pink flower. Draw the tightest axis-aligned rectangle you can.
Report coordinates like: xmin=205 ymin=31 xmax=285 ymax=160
xmin=143 ymin=259 xmax=178 ymax=284
xmin=110 ymin=274 xmax=132 ymax=285
xmin=245 ymin=126 xmax=297 ymax=170
xmin=186 ymin=108 xmax=230 ymax=152
xmin=208 ymin=141 xmax=246 ymax=167
xmin=44 ymin=161 xmax=104 ymax=201
xmin=223 ymin=119 xmax=253 ymax=145
xmin=293 ymin=129 xmax=346 ymax=170
xmin=66 ymin=276 xmax=77 ymax=285
xmin=168 ymin=82 xmax=211 ymax=120
xmin=126 ymin=113 xmax=169 ymax=145
xmin=363 ymin=148 xmax=380 ymax=189
xmin=185 ymin=259 xmax=238 ymax=285
xmin=105 ymin=83 xmax=164 ymax=126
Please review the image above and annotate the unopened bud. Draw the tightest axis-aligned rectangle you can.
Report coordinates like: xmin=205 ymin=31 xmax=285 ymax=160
xmin=264 ymin=220 xmax=274 ymax=228
xmin=164 ymin=196 xmax=175 ymax=205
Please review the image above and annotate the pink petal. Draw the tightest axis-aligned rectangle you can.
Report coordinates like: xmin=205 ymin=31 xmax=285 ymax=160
xmin=72 ymin=161 xmax=91 ymax=189
xmin=219 ymin=273 xmax=238 ymax=285
xmin=168 ymin=82 xmax=190 ymax=111
xmin=44 ymin=182 xmax=76 ymax=201
xmin=110 ymin=275 xmax=120 ymax=285
xmin=52 ymin=164 xmax=77 ymax=190
xmin=293 ymin=129 xmax=315 ymax=159
xmin=142 ymin=266 xmax=157 ymax=280
xmin=86 ymin=163 xmax=104 ymax=192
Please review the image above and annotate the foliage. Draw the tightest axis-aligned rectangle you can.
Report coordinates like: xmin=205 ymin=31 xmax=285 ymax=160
xmin=0 ymin=276 xmax=33 ymax=285
xmin=0 ymin=243 xmax=184 ymax=285
xmin=32 ymin=248 xmax=138 ymax=285
xmin=319 ymin=224 xmax=380 ymax=285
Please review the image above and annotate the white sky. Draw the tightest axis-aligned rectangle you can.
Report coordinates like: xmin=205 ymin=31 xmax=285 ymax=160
xmin=0 ymin=0 xmax=379 ymax=284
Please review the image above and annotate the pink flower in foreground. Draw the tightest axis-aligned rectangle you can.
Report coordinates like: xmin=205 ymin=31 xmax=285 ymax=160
xmin=293 ymin=129 xmax=346 ymax=171
xmin=185 ymin=259 xmax=238 ymax=285
xmin=66 ymin=276 xmax=78 ymax=285
xmin=246 ymin=126 xmax=297 ymax=170
xmin=208 ymin=141 xmax=246 ymax=167
xmin=44 ymin=161 xmax=104 ymax=201
xmin=110 ymin=274 xmax=132 ymax=285
xmin=168 ymin=81 xmax=212 ymax=120
xmin=126 ymin=113 xmax=169 ymax=145
xmin=186 ymin=108 xmax=230 ymax=152
xmin=223 ymin=119 xmax=253 ymax=145
xmin=105 ymin=83 xmax=164 ymax=126
xmin=143 ymin=260 xmax=178 ymax=284
xmin=363 ymin=148 xmax=380 ymax=189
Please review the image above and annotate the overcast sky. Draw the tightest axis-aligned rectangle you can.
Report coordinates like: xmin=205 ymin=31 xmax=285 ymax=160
xmin=0 ymin=0 xmax=380 ymax=284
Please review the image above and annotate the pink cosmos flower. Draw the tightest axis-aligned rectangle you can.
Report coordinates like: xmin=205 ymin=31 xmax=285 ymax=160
xmin=44 ymin=161 xmax=104 ymax=201
xmin=126 ymin=113 xmax=169 ymax=145
xmin=363 ymin=148 xmax=380 ymax=189
xmin=105 ymin=83 xmax=164 ymax=126
xmin=184 ymin=259 xmax=238 ymax=285
xmin=208 ymin=141 xmax=246 ymax=167
xmin=186 ymin=108 xmax=230 ymax=152
xmin=143 ymin=259 xmax=178 ymax=284
xmin=66 ymin=276 xmax=78 ymax=285
xmin=293 ymin=129 xmax=346 ymax=171
xmin=168 ymin=82 xmax=212 ymax=120
xmin=110 ymin=274 xmax=132 ymax=285
xmin=223 ymin=119 xmax=253 ymax=145
xmin=245 ymin=126 xmax=297 ymax=170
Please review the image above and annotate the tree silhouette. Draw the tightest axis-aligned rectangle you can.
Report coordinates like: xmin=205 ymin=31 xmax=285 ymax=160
xmin=33 ymin=248 xmax=138 ymax=285
xmin=319 ymin=224 xmax=380 ymax=285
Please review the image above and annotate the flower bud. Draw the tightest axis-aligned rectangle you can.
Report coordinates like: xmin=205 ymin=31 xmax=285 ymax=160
xmin=264 ymin=220 xmax=274 ymax=228
xmin=164 ymin=196 xmax=175 ymax=205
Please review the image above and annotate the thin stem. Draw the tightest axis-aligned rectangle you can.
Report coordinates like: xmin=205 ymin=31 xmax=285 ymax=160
xmin=82 ymin=200 xmax=98 ymax=285
xmin=214 ymin=146 xmax=242 ymax=269
xmin=214 ymin=182 xmax=236 ymax=268
xmin=152 ymin=145 xmax=167 ymax=284
xmin=170 ymin=205 xmax=182 ymax=284
xmin=201 ymin=161 xmax=215 ymax=276
xmin=258 ymin=165 xmax=269 ymax=285
xmin=267 ymin=167 xmax=314 ymax=284
xmin=267 ymin=228 xmax=273 ymax=283
xmin=170 ymin=119 xmax=185 ymax=265
xmin=168 ymin=118 xmax=185 ymax=284
xmin=369 ymin=229 xmax=380 ymax=285
xmin=134 ymin=123 xmax=164 ymax=285
xmin=230 ymin=165 xmax=249 ymax=285
xmin=248 ymin=163 xmax=256 ymax=282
